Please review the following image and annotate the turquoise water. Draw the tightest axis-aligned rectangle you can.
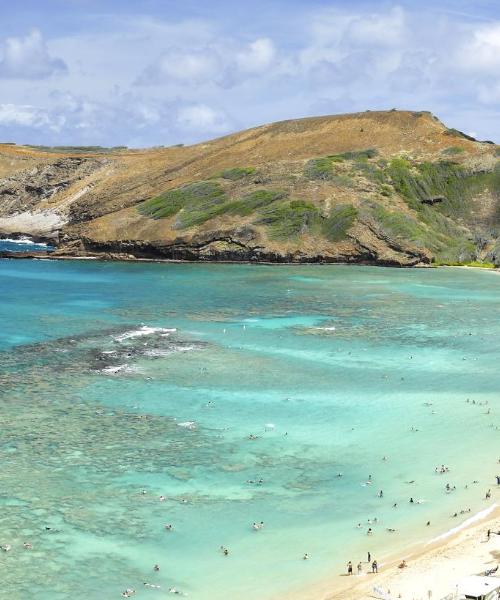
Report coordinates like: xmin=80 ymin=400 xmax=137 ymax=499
xmin=1 ymin=260 xmax=499 ymax=600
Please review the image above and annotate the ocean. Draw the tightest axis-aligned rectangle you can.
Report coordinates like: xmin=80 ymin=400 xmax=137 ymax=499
xmin=0 ymin=257 xmax=499 ymax=599
xmin=0 ymin=237 xmax=53 ymax=253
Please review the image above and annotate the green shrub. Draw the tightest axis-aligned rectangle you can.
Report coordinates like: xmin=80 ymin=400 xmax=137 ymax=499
xmin=385 ymin=159 xmax=500 ymax=221
xmin=445 ymin=128 xmax=476 ymax=141
xmin=257 ymin=199 xmax=320 ymax=239
xmin=212 ymin=167 xmax=256 ymax=180
xmin=304 ymin=149 xmax=378 ymax=180
xmin=442 ymin=146 xmax=465 ymax=155
xmin=224 ymin=189 xmax=286 ymax=216
xmin=304 ymin=157 xmax=337 ymax=180
xmin=322 ymin=204 xmax=358 ymax=241
xmin=138 ymin=181 xmax=227 ymax=226
xmin=337 ymin=148 xmax=378 ymax=160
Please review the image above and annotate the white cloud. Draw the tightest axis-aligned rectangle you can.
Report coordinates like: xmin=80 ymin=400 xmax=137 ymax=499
xmin=137 ymin=37 xmax=276 ymax=88
xmin=342 ymin=6 xmax=407 ymax=47
xmin=236 ymin=38 xmax=275 ymax=72
xmin=0 ymin=30 xmax=67 ymax=79
xmin=0 ymin=103 xmax=51 ymax=128
xmin=177 ymin=104 xmax=229 ymax=132
xmin=137 ymin=48 xmax=221 ymax=85
xmin=456 ymin=23 xmax=500 ymax=72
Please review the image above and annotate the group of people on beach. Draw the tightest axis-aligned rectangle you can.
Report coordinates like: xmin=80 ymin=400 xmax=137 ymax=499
xmin=347 ymin=553 xmax=379 ymax=576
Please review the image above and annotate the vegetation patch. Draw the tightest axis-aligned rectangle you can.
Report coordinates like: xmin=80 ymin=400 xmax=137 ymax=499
xmin=26 ymin=145 xmax=127 ymax=153
xmin=304 ymin=149 xmax=378 ymax=180
xmin=384 ymin=159 xmax=500 ymax=221
xmin=322 ymin=204 xmax=358 ymax=241
xmin=432 ymin=259 xmax=495 ymax=268
xmin=444 ymin=128 xmax=476 ymax=141
xmin=442 ymin=146 xmax=465 ymax=155
xmin=223 ymin=189 xmax=286 ymax=216
xmin=212 ymin=167 xmax=256 ymax=180
xmin=257 ymin=199 xmax=320 ymax=239
xmin=138 ymin=181 xmax=227 ymax=226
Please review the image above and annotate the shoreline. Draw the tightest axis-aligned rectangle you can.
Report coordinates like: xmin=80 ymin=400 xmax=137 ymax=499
xmin=0 ymin=249 xmax=498 ymax=271
xmin=284 ymin=504 xmax=500 ymax=600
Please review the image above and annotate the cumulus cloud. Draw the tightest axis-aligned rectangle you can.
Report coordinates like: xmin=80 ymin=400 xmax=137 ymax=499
xmin=177 ymin=104 xmax=229 ymax=132
xmin=137 ymin=36 xmax=276 ymax=88
xmin=137 ymin=47 xmax=221 ymax=85
xmin=456 ymin=23 xmax=500 ymax=72
xmin=0 ymin=103 xmax=55 ymax=129
xmin=236 ymin=38 xmax=276 ymax=73
xmin=0 ymin=30 xmax=67 ymax=79
xmin=2 ymin=5 xmax=500 ymax=146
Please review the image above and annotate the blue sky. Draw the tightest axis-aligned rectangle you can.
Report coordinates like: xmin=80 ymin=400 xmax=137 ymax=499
xmin=1 ymin=0 xmax=499 ymax=146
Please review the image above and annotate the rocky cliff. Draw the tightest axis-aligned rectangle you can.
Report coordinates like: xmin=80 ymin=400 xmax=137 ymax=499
xmin=1 ymin=110 xmax=499 ymax=266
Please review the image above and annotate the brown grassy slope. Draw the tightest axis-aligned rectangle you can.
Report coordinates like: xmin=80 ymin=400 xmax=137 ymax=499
xmin=0 ymin=110 xmax=499 ymax=265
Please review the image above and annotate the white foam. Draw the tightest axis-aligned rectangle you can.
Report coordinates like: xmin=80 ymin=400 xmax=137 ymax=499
xmin=426 ymin=503 xmax=498 ymax=544
xmin=144 ymin=345 xmax=195 ymax=357
xmin=315 ymin=326 xmax=336 ymax=331
xmin=100 ymin=364 xmax=141 ymax=375
xmin=1 ymin=237 xmax=48 ymax=247
xmin=114 ymin=326 xmax=177 ymax=342
xmin=178 ymin=421 xmax=196 ymax=430
xmin=101 ymin=364 xmax=128 ymax=374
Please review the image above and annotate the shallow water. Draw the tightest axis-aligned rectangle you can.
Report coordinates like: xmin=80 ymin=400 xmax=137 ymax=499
xmin=1 ymin=260 xmax=499 ymax=599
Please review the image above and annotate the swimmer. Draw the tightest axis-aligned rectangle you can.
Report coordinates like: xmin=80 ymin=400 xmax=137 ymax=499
xmin=164 ymin=524 xmax=173 ymax=531
xmin=159 ymin=496 xmax=166 ymax=502
xmin=303 ymin=553 xmax=310 ymax=560
xmin=154 ymin=564 xmax=160 ymax=571
xmin=220 ymin=546 xmax=229 ymax=556
xmin=23 ymin=542 xmax=32 ymax=549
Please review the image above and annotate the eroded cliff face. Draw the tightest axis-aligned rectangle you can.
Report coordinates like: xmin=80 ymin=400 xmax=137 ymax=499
xmin=0 ymin=110 xmax=499 ymax=266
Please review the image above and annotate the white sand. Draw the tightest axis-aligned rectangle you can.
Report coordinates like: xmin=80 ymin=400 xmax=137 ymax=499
xmin=286 ymin=505 xmax=500 ymax=600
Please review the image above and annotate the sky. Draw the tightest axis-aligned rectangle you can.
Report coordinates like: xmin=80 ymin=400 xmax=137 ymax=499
xmin=0 ymin=0 xmax=499 ymax=147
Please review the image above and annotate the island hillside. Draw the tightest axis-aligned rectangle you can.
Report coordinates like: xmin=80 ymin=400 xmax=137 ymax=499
xmin=1 ymin=110 xmax=499 ymax=266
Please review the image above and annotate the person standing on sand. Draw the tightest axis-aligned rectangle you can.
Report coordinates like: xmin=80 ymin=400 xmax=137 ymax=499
xmin=347 ymin=561 xmax=353 ymax=575
xmin=372 ymin=560 xmax=378 ymax=573
xmin=357 ymin=562 xmax=362 ymax=575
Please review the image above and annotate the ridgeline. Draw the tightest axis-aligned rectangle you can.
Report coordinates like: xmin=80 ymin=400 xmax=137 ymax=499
xmin=1 ymin=110 xmax=499 ymax=266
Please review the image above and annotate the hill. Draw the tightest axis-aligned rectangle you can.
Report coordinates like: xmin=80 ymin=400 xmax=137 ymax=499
xmin=1 ymin=110 xmax=499 ymax=266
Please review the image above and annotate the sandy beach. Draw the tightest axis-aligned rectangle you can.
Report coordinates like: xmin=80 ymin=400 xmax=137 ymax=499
xmin=286 ymin=504 xmax=500 ymax=600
